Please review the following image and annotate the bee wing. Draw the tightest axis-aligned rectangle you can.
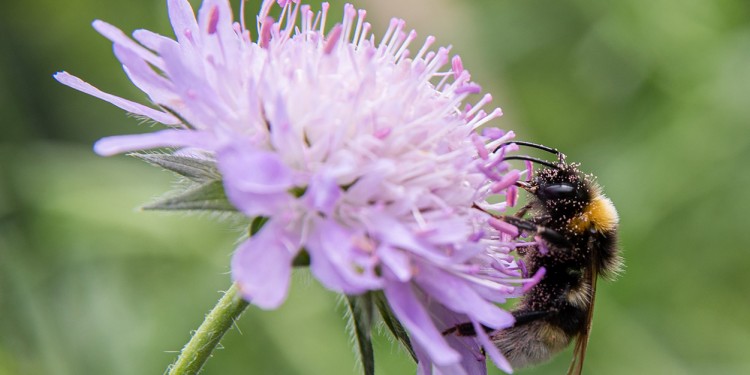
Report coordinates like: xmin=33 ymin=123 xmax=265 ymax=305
xmin=566 ymin=257 xmax=599 ymax=375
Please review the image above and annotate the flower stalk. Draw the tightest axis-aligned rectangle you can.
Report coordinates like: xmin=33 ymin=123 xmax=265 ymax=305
xmin=167 ymin=284 xmax=249 ymax=375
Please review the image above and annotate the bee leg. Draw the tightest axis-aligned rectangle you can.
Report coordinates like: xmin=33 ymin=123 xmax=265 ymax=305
xmin=443 ymin=310 xmax=551 ymax=337
xmin=500 ymin=216 xmax=573 ymax=249
xmin=513 ymin=203 xmax=533 ymax=218
xmin=442 ymin=322 xmax=492 ymax=336
xmin=512 ymin=310 xmax=551 ymax=326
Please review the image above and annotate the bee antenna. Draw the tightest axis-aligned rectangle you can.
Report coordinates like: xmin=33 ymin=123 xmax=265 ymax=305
xmin=495 ymin=141 xmax=560 ymax=155
xmin=503 ymin=155 xmax=560 ymax=169
xmin=494 ymin=141 xmax=561 ymax=156
xmin=495 ymin=141 xmax=567 ymax=163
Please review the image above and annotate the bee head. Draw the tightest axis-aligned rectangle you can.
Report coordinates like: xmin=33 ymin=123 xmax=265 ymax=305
xmin=532 ymin=164 xmax=592 ymax=220
xmin=497 ymin=141 xmax=597 ymax=222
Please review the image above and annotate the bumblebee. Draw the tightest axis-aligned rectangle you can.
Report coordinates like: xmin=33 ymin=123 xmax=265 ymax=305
xmin=448 ymin=141 xmax=622 ymax=374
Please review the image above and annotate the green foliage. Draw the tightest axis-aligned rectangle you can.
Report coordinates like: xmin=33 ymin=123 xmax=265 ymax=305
xmin=143 ymin=180 xmax=235 ymax=212
xmin=2 ymin=0 xmax=749 ymax=374
xmin=345 ymin=294 xmax=376 ymax=375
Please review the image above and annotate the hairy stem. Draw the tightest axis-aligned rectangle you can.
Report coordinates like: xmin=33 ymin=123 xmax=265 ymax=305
xmin=167 ymin=283 xmax=249 ymax=375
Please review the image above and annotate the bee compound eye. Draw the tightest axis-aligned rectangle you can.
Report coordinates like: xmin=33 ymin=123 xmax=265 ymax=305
xmin=541 ymin=183 xmax=576 ymax=199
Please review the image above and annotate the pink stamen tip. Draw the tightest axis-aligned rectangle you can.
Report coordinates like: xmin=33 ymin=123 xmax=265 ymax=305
xmin=518 ymin=259 xmax=528 ymax=278
xmin=482 ymin=127 xmax=504 ymax=139
xmin=323 ymin=23 xmax=342 ymax=54
xmin=506 ymin=185 xmax=518 ymax=207
xmin=452 ymin=55 xmax=464 ymax=75
xmin=456 ymin=83 xmax=481 ymax=95
xmin=471 ymin=134 xmax=489 ymax=160
xmin=345 ymin=3 xmax=356 ymax=17
xmin=525 ymin=160 xmax=534 ymax=181
xmin=207 ymin=5 xmax=220 ymax=34
xmin=489 ymin=217 xmax=519 ymax=237
xmin=469 ymin=230 xmax=484 ymax=242
xmin=491 ymin=169 xmax=520 ymax=193
xmin=522 ymin=267 xmax=546 ymax=292
xmin=259 ymin=16 xmax=274 ymax=48
xmin=374 ymin=127 xmax=392 ymax=139
xmin=534 ymin=235 xmax=549 ymax=255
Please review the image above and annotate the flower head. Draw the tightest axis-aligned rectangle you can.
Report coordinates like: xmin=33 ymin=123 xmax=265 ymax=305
xmin=55 ymin=0 xmax=536 ymax=373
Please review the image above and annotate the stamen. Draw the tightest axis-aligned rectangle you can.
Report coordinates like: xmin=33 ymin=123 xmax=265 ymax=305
xmin=467 ymin=94 xmax=492 ymax=117
xmin=506 ymin=185 xmax=518 ymax=207
xmin=379 ymin=18 xmax=400 ymax=51
xmin=357 ymin=22 xmax=371 ymax=47
xmin=489 ymin=217 xmax=519 ymax=237
xmin=240 ymin=0 xmax=247 ymax=31
xmin=394 ymin=30 xmax=417 ymax=61
xmin=319 ymin=2 xmax=329 ymax=35
xmin=323 ymin=24 xmax=342 ymax=54
xmin=522 ymin=267 xmax=546 ymax=292
xmin=300 ymin=5 xmax=311 ymax=39
xmin=470 ymin=108 xmax=503 ymax=131
xmin=282 ymin=0 xmax=301 ymax=39
xmin=471 ymin=134 xmax=489 ymax=160
xmin=206 ymin=5 xmax=219 ymax=34
xmin=525 ymin=160 xmax=533 ymax=181
xmin=352 ymin=9 xmax=366 ymax=46
xmin=341 ymin=4 xmax=356 ymax=43
xmin=259 ymin=16 xmax=274 ymax=48
xmin=491 ymin=169 xmax=520 ymax=193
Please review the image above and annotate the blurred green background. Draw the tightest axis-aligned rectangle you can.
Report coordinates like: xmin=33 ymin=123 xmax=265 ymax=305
xmin=1 ymin=0 xmax=749 ymax=374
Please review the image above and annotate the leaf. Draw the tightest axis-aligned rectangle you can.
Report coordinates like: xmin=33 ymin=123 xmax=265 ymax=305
xmin=345 ymin=294 xmax=376 ymax=375
xmin=143 ymin=180 xmax=237 ymax=212
xmin=373 ymin=291 xmax=417 ymax=362
xmin=131 ymin=153 xmax=220 ymax=182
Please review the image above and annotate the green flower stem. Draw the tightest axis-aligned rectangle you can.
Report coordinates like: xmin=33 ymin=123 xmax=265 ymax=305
xmin=167 ymin=283 xmax=249 ymax=375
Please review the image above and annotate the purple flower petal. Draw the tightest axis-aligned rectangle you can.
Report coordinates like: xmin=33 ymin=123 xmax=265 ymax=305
xmin=216 ymin=144 xmax=295 ymax=216
xmin=421 ymin=299 xmax=487 ymax=375
xmin=92 ymin=20 xmax=164 ymax=70
xmin=473 ymin=320 xmax=513 ymax=374
xmin=306 ymin=219 xmax=382 ymax=294
xmin=167 ymin=0 xmax=200 ymax=46
xmin=53 ymin=72 xmax=179 ymax=125
xmin=304 ymin=172 xmax=342 ymax=216
xmin=217 ymin=145 xmax=294 ymax=194
xmin=384 ymin=280 xmax=460 ymax=366
xmin=232 ymin=219 xmax=297 ymax=309
xmin=378 ymin=244 xmax=412 ymax=282
xmin=132 ymin=29 xmax=178 ymax=53
xmin=415 ymin=264 xmax=514 ymax=328
xmin=112 ymin=45 xmax=176 ymax=107
xmin=93 ymin=129 xmax=213 ymax=156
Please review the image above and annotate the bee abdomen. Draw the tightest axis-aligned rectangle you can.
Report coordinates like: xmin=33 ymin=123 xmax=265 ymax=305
xmin=491 ymin=320 xmax=572 ymax=369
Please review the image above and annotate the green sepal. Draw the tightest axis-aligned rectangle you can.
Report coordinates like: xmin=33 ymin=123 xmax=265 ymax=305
xmin=143 ymin=180 xmax=236 ymax=212
xmin=373 ymin=291 xmax=417 ymax=362
xmin=249 ymin=216 xmax=270 ymax=236
xmin=131 ymin=153 xmax=220 ymax=182
xmin=292 ymin=250 xmax=310 ymax=267
xmin=345 ymin=293 xmax=376 ymax=375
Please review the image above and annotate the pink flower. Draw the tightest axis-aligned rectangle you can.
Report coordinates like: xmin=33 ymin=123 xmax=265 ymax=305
xmin=56 ymin=1 xmax=534 ymax=373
